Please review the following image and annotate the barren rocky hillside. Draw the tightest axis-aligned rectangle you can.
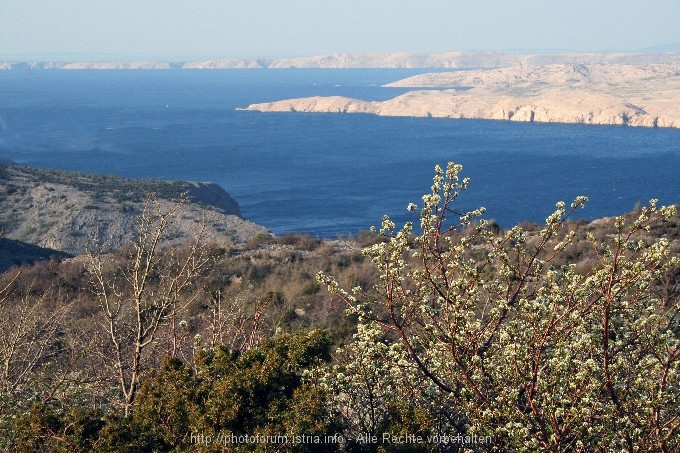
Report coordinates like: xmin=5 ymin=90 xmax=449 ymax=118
xmin=384 ymin=63 xmax=680 ymax=87
xmin=0 ymin=162 xmax=269 ymax=262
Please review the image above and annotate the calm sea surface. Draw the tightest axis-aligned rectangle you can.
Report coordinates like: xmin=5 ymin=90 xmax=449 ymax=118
xmin=1 ymin=69 xmax=680 ymax=236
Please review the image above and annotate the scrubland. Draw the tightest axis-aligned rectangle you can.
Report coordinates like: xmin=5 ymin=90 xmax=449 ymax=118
xmin=1 ymin=163 xmax=679 ymax=451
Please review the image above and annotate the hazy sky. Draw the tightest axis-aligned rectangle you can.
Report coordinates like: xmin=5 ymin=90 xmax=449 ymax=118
xmin=2 ymin=0 xmax=680 ymax=60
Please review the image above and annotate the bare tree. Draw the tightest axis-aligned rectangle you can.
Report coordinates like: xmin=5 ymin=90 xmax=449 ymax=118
xmin=88 ymin=194 xmax=213 ymax=416
xmin=0 ymin=273 xmax=75 ymax=445
xmin=205 ymin=288 xmax=272 ymax=352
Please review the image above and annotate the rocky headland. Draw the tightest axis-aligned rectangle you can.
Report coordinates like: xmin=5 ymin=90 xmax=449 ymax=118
xmin=0 ymin=163 xmax=269 ymax=264
xmin=244 ymin=62 xmax=680 ymax=128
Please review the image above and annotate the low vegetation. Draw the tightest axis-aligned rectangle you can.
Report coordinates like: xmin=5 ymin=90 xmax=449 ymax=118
xmin=1 ymin=163 xmax=679 ymax=451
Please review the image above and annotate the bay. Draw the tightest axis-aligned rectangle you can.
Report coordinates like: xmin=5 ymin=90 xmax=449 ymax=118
xmin=1 ymin=69 xmax=679 ymax=236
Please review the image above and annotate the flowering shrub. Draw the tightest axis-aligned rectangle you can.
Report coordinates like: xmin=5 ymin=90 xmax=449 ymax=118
xmin=319 ymin=163 xmax=680 ymax=452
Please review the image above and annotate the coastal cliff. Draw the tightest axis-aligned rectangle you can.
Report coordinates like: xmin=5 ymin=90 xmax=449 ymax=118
xmin=244 ymin=63 xmax=680 ymax=128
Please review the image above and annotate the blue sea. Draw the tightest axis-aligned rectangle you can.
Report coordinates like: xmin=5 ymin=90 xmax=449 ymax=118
xmin=1 ymin=69 xmax=680 ymax=236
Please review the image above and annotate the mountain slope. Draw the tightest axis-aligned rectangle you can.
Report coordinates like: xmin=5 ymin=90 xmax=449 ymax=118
xmin=0 ymin=163 xmax=269 ymax=256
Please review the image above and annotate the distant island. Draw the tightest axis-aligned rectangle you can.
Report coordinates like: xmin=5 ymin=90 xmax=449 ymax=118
xmin=244 ymin=62 xmax=680 ymax=128
xmin=3 ymin=51 xmax=680 ymax=70
xmin=5 ymin=52 xmax=680 ymax=127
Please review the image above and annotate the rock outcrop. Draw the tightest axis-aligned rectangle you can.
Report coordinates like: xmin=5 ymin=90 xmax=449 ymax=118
xmin=244 ymin=63 xmax=680 ymax=128
xmin=185 ymin=181 xmax=242 ymax=217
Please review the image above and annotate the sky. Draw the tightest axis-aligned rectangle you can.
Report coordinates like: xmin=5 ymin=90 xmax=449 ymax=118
xmin=2 ymin=0 xmax=680 ymax=61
